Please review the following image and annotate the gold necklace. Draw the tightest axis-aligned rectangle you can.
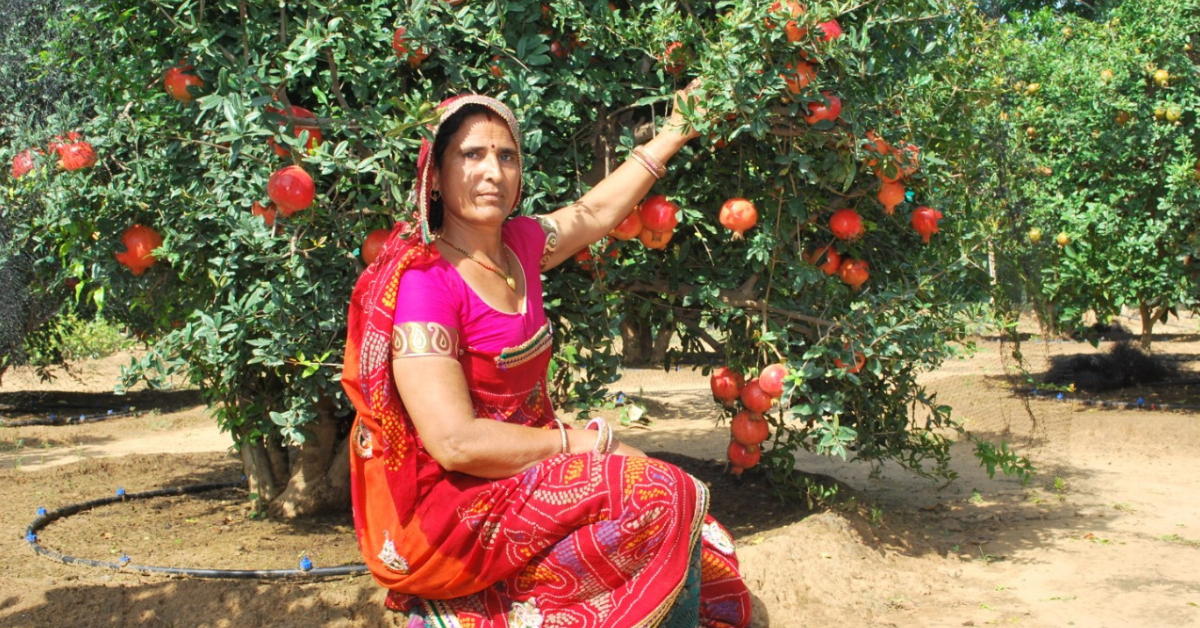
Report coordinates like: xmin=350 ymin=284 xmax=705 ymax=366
xmin=440 ymin=238 xmax=517 ymax=291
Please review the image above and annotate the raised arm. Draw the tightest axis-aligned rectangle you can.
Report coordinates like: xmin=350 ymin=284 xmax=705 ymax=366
xmin=539 ymin=87 xmax=702 ymax=270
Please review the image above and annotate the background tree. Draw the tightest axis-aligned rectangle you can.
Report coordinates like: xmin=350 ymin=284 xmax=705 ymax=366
xmin=3 ymin=0 xmax=1030 ymax=517
xmin=979 ymin=2 xmax=1200 ymax=348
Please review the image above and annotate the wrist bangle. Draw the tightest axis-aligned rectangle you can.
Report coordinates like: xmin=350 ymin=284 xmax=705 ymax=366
xmin=586 ymin=418 xmax=612 ymax=455
xmin=630 ymin=147 xmax=667 ymax=180
xmin=555 ymin=419 xmax=568 ymax=454
xmin=635 ymin=146 xmax=667 ymax=174
xmin=628 ymin=151 xmax=662 ymax=180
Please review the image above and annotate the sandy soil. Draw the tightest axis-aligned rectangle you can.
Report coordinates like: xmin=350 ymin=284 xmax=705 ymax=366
xmin=1 ymin=334 xmax=1199 ymax=628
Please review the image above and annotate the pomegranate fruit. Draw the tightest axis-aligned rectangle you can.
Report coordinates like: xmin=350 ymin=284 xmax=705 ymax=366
xmin=114 ymin=225 xmax=164 ymax=276
xmin=817 ymin=20 xmax=843 ymax=42
xmin=719 ymin=198 xmax=758 ymax=239
xmin=878 ymin=181 xmax=905 ymax=215
xmin=266 ymin=105 xmax=323 ymax=158
xmin=164 ymin=65 xmax=204 ymax=103
xmin=638 ymin=228 xmax=674 ymax=250
xmin=805 ymin=245 xmax=841 ymax=275
xmin=710 ymin=367 xmax=745 ymax=407
xmin=55 ymin=138 xmax=97 ymax=172
xmin=662 ymin=41 xmax=686 ymax=75
xmin=863 ymin=131 xmax=890 ymax=167
xmin=758 ymin=363 xmax=789 ymax=398
xmin=829 ymin=209 xmax=864 ymax=240
xmin=610 ymin=209 xmax=642 ymax=241
xmin=731 ymin=411 xmax=770 ymax=447
xmin=251 ymin=201 xmax=277 ymax=227
xmin=728 ymin=442 xmax=762 ymax=474
xmin=781 ymin=60 xmax=816 ymax=95
xmin=838 ymin=258 xmax=869 ymax=290
xmin=910 ymin=206 xmax=943 ymax=244
xmin=741 ymin=378 xmax=775 ymax=414
xmin=267 ymin=165 xmax=316 ymax=216
xmin=12 ymin=149 xmax=38 ymax=179
xmin=834 ymin=347 xmax=866 ymax=374
xmin=803 ymin=92 xmax=842 ymax=125
xmin=639 ymin=195 xmax=680 ymax=232
xmin=362 ymin=229 xmax=391 ymax=265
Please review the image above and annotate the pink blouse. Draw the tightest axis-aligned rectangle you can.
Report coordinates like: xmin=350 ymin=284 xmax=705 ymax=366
xmin=393 ymin=216 xmax=548 ymax=354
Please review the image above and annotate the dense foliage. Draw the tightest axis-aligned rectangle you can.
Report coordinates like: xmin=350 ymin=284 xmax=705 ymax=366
xmin=2 ymin=0 xmax=1032 ymax=513
xmin=982 ymin=2 xmax=1199 ymax=346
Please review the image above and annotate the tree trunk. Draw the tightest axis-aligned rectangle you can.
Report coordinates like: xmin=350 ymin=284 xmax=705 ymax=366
xmin=238 ymin=397 xmax=351 ymax=519
xmin=619 ymin=318 xmax=654 ymax=366
xmin=1138 ymin=302 xmax=1155 ymax=351
xmin=651 ymin=326 xmax=674 ymax=366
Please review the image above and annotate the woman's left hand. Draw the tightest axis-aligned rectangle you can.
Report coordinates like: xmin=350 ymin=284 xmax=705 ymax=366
xmin=663 ymin=78 xmax=706 ymax=141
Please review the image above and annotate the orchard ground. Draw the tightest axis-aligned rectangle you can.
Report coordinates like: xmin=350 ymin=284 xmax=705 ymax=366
xmin=2 ymin=317 xmax=1200 ymax=627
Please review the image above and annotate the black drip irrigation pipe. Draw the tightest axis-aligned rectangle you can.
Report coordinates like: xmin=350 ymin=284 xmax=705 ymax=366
xmin=1015 ymin=388 xmax=1200 ymax=412
xmin=1 ymin=406 xmax=144 ymax=428
xmin=23 ymin=481 xmax=369 ymax=580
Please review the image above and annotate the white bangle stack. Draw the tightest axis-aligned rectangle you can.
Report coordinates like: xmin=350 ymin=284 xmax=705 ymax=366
xmin=585 ymin=417 xmax=615 ymax=455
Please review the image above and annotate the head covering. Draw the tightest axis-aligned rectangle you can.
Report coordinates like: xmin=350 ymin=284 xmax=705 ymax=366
xmin=412 ymin=94 xmax=523 ymax=244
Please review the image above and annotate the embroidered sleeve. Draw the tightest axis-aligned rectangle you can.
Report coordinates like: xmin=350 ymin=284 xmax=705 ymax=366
xmin=391 ymin=322 xmax=460 ymax=359
xmin=533 ymin=214 xmax=559 ymax=270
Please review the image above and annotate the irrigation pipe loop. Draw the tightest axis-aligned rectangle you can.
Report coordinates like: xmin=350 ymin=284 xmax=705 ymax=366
xmin=23 ymin=481 xmax=369 ymax=580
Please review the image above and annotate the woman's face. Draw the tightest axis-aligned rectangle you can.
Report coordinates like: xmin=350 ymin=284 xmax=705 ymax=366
xmin=432 ymin=112 xmax=521 ymax=230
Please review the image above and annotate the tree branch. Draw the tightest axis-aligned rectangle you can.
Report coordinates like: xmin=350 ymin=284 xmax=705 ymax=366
xmin=622 ymin=280 xmax=836 ymax=331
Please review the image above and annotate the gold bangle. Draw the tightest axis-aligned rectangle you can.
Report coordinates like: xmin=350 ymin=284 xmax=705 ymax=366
xmin=634 ymin=146 xmax=667 ymax=174
xmin=628 ymin=151 xmax=662 ymax=180
xmin=631 ymin=147 xmax=667 ymax=179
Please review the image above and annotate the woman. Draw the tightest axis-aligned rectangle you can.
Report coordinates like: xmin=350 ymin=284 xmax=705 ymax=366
xmin=343 ymin=90 xmax=751 ymax=628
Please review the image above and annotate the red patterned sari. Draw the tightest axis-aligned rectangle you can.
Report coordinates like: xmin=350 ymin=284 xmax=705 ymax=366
xmin=342 ymin=224 xmax=751 ymax=628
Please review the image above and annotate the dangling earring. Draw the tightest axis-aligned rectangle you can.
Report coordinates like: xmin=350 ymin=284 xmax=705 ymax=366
xmin=430 ymin=189 xmax=442 ymax=202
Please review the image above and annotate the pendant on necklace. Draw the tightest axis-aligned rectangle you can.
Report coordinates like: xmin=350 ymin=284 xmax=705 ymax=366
xmin=506 ymin=276 xmax=517 ymax=291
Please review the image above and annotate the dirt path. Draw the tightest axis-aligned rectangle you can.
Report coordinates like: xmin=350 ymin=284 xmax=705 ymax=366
xmin=2 ymin=341 xmax=1199 ymax=627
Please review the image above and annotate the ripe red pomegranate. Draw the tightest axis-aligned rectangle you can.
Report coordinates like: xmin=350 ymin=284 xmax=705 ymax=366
xmin=911 ymin=206 xmax=944 ymax=243
xmin=728 ymin=442 xmax=762 ymax=474
xmin=781 ymin=60 xmax=815 ymax=95
xmin=610 ymin=209 xmax=642 ymax=241
xmin=56 ymin=138 xmax=97 ymax=171
xmin=362 ymin=229 xmax=391 ymax=265
xmin=12 ymin=149 xmax=38 ymax=179
xmin=805 ymin=245 xmax=841 ymax=276
xmin=267 ymin=165 xmax=316 ymax=216
xmin=731 ymin=411 xmax=770 ymax=447
xmin=758 ymin=363 xmax=789 ymax=398
xmin=719 ymin=198 xmax=758 ymax=239
xmin=863 ymin=131 xmax=890 ymax=167
xmin=710 ymin=366 xmax=745 ymax=407
xmin=804 ymin=92 xmax=842 ymax=125
xmin=834 ymin=346 xmax=866 ymax=374
xmin=392 ymin=27 xmax=410 ymax=56
xmin=741 ymin=378 xmax=775 ymax=414
xmin=114 ymin=225 xmax=164 ymax=276
xmin=818 ymin=20 xmax=843 ymax=42
xmin=251 ymin=201 xmax=277 ymax=227
xmin=662 ymin=41 xmax=686 ymax=75
xmin=838 ymin=258 xmax=869 ymax=290
xmin=266 ymin=105 xmax=323 ymax=158
xmin=895 ymin=143 xmax=920 ymax=177
xmin=639 ymin=195 xmax=680 ymax=232
xmin=878 ymin=181 xmax=905 ymax=215
xmin=638 ymin=228 xmax=674 ymax=250
xmin=164 ymin=65 xmax=204 ymax=103
xmin=829 ymin=209 xmax=864 ymax=240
